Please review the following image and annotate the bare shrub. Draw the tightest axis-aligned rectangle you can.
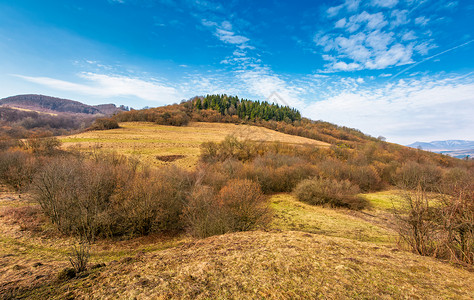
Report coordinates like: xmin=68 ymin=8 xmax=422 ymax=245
xmin=395 ymin=161 xmax=443 ymax=191
xmin=438 ymin=168 xmax=474 ymax=263
xmin=89 ymin=117 xmax=119 ymax=130
xmin=152 ymin=166 xmax=194 ymax=232
xmin=241 ymin=163 xmax=315 ymax=194
xmin=200 ymin=136 xmax=258 ymax=162
xmin=216 ymin=179 xmax=272 ymax=231
xmin=68 ymin=241 xmax=90 ymax=274
xmin=294 ymin=177 xmax=368 ymax=210
xmin=22 ymin=137 xmax=61 ymax=155
xmin=0 ymin=150 xmax=39 ymax=192
xmin=114 ymin=166 xmax=194 ymax=235
xmin=395 ymin=173 xmax=473 ymax=264
xmin=114 ymin=173 xmax=165 ymax=235
xmin=195 ymin=163 xmax=232 ymax=192
xmin=394 ymin=188 xmax=439 ymax=256
xmin=183 ymin=185 xmax=227 ymax=238
xmin=315 ymin=159 xmax=350 ymax=181
xmin=348 ymin=165 xmax=383 ymax=192
xmin=32 ymin=157 xmax=119 ymax=241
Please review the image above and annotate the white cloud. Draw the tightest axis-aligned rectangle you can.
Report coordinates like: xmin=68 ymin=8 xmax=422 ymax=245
xmin=201 ymin=19 xmax=253 ymax=49
xmin=236 ymin=67 xmax=305 ymax=109
xmin=14 ymin=73 xmax=181 ymax=104
xmin=318 ymin=29 xmax=412 ymax=71
xmin=215 ymin=28 xmax=249 ymax=44
xmin=401 ymin=30 xmax=417 ymax=41
xmin=305 ymin=75 xmax=474 ymax=144
xmin=341 ymin=11 xmax=388 ymax=33
xmin=371 ymin=0 xmax=398 ymax=8
xmin=414 ymin=42 xmax=436 ymax=55
xmin=345 ymin=0 xmax=361 ymax=12
xmin=415 ymin=16 xmax=429 ymax=26
xmin=332 ymin=61 xmax=361 ymax=71
xmin=327 ymin=5 xmax=344 ymax=18
xmin=188 ymin=0 xmax=223 ymax=12
xmin=335 ymin=18 xmax=347 ymax=28
xmin=390 ymin=9 xmax=409 ymax=28
xmin=315 ymin=1 xmax=439 ymax=72
xmin=326 ymin=0 xmax=360 ymax=18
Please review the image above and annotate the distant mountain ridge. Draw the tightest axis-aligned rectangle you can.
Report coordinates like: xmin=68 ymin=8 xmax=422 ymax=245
xmin=407 ymin=140 xmax=474 ymax=159
xmin=407 ymin=140 xmax=474 ymax=150
xmin=0 ymin=94 xmax=125 ymax=115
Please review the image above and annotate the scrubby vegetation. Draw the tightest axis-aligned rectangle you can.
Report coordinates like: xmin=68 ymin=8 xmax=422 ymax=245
xmin=88 ymin=117 xmax=119 ymax=130
xmin=114 ymin=94 xmax=376 ymax=147
xmin=0 ymin=139 xmax=274 ymax=241
xmin=0 ymin=106 xmax=96 ymax=140
xmin=294 ymin=178 xmax=368 ymax=210
xmin=0 ymin=94 xmax=473 ymax=298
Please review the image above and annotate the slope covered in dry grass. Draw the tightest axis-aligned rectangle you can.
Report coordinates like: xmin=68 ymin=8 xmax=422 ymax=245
xmin=17 ymin=230 xmax=474 ymax=299
xmin=2 ymin=119 xmax=472 ymax=299
xmin=60 ymin=122 xmax=329 ymax=169
xmin=1 ymin=187 xmax=473 ymax=299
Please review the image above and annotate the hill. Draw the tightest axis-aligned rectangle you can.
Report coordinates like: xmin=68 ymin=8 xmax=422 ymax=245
xmin=11 ymin=230 xmax=474 ymax=299
xmin=0 ymin=94 xmax=128 ymax=140
xmin=1 ymin=94 xmax=472 ymax=298
xmin=0 ymin=94 xmax=126 ymax=115
xmin=1 ymin=191 xmax=473 ymax=299
xmin=61 ymin=122 xmax=330 ymax=169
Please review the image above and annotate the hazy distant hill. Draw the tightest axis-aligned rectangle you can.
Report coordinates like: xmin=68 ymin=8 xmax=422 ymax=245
xmin=0 ymin=94 xmax=125 ymax=115
xmin=407 ymin=140 xmax=474 ymax=158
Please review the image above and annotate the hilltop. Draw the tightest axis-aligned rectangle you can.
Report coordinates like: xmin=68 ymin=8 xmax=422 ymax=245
xmin=61 ymin=122 xmax=330 ymax=169
xmin=0 ymin=94 xmax=127 ymax=115
xmin=0 ymin=94 xmax=129 ymax=140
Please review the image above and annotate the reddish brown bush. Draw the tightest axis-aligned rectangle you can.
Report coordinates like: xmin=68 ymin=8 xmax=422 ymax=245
xmin=0 ymin=150 xmax=40 ymax=192
xmin=183 ymin=185 xmax=227 ymax=238
xmin=217 ymin=179 xmax=272 ymax=232
xmin=89 ymin=117 xmax=119 ymax=130
xmin=395 ymin=161 xmax=443 ymax=191
xmin=294 ymin=177 xmax=368 ymax=210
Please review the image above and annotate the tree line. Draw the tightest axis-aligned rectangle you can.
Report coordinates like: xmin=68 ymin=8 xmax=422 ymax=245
xmin=193 ymin=94 xmax=301 ymax=122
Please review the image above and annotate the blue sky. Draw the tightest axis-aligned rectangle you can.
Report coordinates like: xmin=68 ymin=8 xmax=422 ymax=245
xmin=0 ymin=0 xmax=473 ymax=144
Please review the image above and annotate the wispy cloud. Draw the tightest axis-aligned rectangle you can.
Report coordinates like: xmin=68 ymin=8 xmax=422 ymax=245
xmin=305 ymin=74 xmax=474 ymax=143
xmin=201 ymin=19 xmax=254 ymax=50
xmin=14 ymin=73 xmax=181 ymax=104
xmin=391 ymin=39 xmax=474 ymax=78
xmin=236 ymin=66 xmax=306 ymax=109
xmin=371 ymin=0 xmax=398 ymax=9
xmin=315 ymin=0 xmax=445 ymax=72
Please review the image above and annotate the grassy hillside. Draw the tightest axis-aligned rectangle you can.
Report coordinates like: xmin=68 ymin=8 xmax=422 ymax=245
xmin=1 ymin=95 xmax=472 ymax=298
xmin=61 ymin=122 xmax=329 ymax=169
xmin=1 ymin=188 xmax=473 ymax=299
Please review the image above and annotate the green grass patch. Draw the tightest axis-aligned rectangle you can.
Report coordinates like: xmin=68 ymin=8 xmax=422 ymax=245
xmin=359 ymin=190 xmax=404 ymax=211
xmin=270 ymin=194 xmax=395 ymax=244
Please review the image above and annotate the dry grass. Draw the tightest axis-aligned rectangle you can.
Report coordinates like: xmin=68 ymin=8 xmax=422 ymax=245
xmin=1 ymin=186 xmax=471 ymax=298
xmin=18 ymin=230 xmax=474 ymax=299
xmin=0 ymin=105 xmax=58 ymax=116
xmin=0 ymin=188 xmax=187 ymax=297
xmin=60 ymin=122 xmax=329 ymax=169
